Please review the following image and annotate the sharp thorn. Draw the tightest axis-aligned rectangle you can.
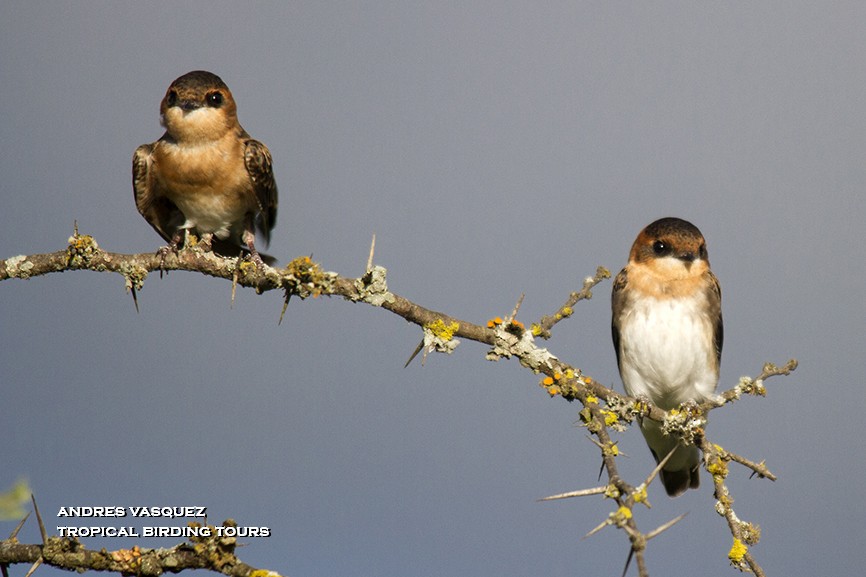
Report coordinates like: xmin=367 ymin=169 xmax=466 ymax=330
xmin=367 ymin=233 xmax=376 ymax=273
xmin=538 ymin=486 xmax=607 ymax=501
xmin=30 ymin=494 xmax=47 ymax=545
xmin=620 ymin=547 xmax=634 ymax=577
xmin=279 ymin=292 xmax=291 ymax=326
xmin=22 ymin=558 xmax=42 ymax=577
xmin=646 ymin=512 xmax=689 ymax=540
xmin=9 ymin=511 xmax=30 ymax=539
xmin=404 ymin=338 xmax=425 ymax=368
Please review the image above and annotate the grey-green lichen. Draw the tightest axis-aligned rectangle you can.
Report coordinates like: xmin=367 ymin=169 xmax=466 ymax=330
xmin=734 ymin=375 xmax=766 ymax=398
xmin=660 ymin=404 xmax=707 ymax=446
xmin=603 ymin=394 xmax=639 ymax=426
xmin=486 ymin=326 xmax=558 ymax=372
xmin=4 ymin=255 xmax=34 ymax=279
xmin=352 ymin=265 xmax=395 ymax=306
xmin=119 ymin=262 xmax=149 ymax=292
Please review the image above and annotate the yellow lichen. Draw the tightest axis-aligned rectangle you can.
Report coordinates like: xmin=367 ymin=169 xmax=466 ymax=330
xmin=285 ymin=256 xmax=333 ymax=298
xmin=426 ymin=319 xmax=459 ymax=341
xmin=707 ymin=457 xmax=729 ymax=479
xmin=728 ymin=538 xmax=747 ymax=564
xmin=250 ymin=571 xmax=282 ymax=577
xmin=612 ymin=506 xmax=632 ymax=525
xmin=239 ymin=259 xmax=258 ymax=275
xmin=601 ymin=410 xmax=619 ymax=426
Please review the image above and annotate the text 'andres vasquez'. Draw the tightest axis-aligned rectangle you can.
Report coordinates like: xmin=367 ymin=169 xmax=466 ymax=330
xmin=57 ymin=506 xmax=207 ymax=518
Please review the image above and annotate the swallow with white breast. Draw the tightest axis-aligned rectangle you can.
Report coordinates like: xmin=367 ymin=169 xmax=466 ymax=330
xmin=611 ymin=217 xmax=723 ymax=496
xmin=133 ymin=70 xmax=278 ymax=265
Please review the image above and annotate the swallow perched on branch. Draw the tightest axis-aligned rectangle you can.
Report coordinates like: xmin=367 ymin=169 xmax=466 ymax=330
xmin=133 ymin=70 xmax=278 ymax=265
xmin=612 ymin=217 xmax=723 ymax=496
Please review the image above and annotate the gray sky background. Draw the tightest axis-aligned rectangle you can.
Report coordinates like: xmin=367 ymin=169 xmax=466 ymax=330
xmin=2 ymin=2 xmax=864 ymax=576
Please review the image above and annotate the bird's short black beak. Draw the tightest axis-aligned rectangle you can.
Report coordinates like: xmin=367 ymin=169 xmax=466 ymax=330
xmin=179 ymin=100 xmax=201 ymax=112
xmin=677 ymin=252 xmax=696 ymax=270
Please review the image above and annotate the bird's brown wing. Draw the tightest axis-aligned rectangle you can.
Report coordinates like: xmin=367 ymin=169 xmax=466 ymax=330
xmin=708 ymin=270 xmax=724 ymax=366
xmin=243 ymin=139 xmax=278 ymax=246
xmin=610 ymin=267 xmax=629 ymax=374
xmin=132 ymin=143 xmax=183 ymax=244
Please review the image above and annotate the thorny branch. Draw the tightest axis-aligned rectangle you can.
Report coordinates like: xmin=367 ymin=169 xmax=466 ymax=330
xmin=1 ymin=511 xmax=279 ymax=577
xmin=1 ymin=233 xmax=797 ymax=577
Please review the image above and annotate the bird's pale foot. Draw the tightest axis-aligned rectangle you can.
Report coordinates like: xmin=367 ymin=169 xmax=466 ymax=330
xmin=197 ymin=232 xmax=214 ymax=253
xmin=156 ymin=238 xmax=181 ymax=275
xmin=242 ymin=229 xmax=266 ymax=268
xmin=680 ymin=398 xmax=702 ymax=416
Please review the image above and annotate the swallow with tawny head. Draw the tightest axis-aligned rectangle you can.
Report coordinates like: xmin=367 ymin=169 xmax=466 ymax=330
xmin=611 ymin=217 xmax=723 ymax=497
xmin=133 ymin=70 xmax=278 ymax=265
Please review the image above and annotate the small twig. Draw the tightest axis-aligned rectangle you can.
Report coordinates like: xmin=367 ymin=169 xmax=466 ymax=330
xmin=727 ymin=453 xmax=776 ymax=481
xmin=757 ymin=359 xmax=798 ymax=380
xmin=534 ymin=266 xmax=611 ymax=339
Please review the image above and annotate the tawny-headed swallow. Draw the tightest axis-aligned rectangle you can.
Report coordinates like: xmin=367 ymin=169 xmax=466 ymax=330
xmin=611 ymin=217 xmax=723 ymax=497
xmin=133 ymin=70 xmax=278 ymax=265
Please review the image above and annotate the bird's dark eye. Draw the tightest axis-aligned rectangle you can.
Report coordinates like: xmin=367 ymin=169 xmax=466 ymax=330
xmin=166 ymin=90 xmax=178 ymax=107
xmin=698 ymin=243 xmax=707 ymax=259
xmin=206 ymin=91 xmax=224 ymax=107
xmin=652 ymin=240 xmax=671 ymax=256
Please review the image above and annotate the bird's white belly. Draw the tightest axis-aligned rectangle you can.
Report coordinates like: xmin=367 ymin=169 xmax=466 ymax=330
xmin=172 ymin=191 xmax=247 ymax=238
xmin=619 ymin=296 xmax=716 ymax=408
